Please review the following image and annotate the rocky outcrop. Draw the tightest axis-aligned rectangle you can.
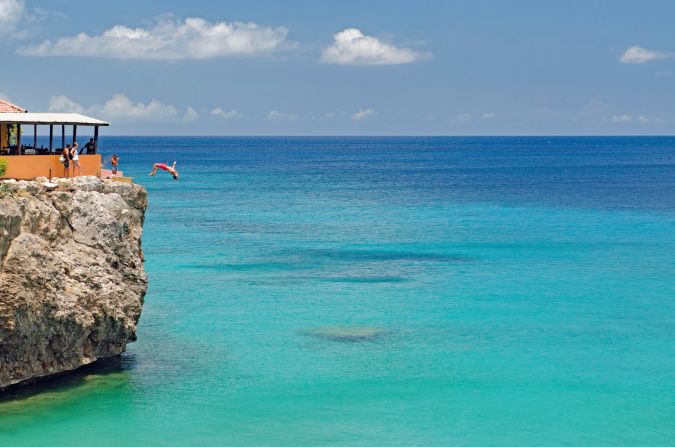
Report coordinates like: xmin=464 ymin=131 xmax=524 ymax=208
xmin=0 ymin=177 xmax=147 ymax=389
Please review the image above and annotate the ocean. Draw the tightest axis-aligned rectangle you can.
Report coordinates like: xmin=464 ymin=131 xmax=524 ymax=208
xmin=1 ymin=137 xmax=674 ymax=446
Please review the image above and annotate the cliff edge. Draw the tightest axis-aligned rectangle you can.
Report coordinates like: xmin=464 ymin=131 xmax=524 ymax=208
xmin=0 ymin=177 xmax=147 ymax=389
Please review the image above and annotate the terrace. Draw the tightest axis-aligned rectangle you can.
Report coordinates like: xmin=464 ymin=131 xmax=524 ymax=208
xmin=0 ymin=99 xmax=109 ymax=179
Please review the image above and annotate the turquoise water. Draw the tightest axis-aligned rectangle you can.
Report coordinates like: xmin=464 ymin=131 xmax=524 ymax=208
xmin=1 ymin=137 xmax=674 ymax=446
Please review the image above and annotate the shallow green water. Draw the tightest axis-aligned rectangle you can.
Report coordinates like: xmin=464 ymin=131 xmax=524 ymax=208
xmin=1 ymin=137 xmax=673 ymax=446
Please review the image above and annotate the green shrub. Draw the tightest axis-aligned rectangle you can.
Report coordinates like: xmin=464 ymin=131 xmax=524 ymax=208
xmin=0 ymin=158 xmax=6 ymax=177
xmin=8 ymin=124 xmax=20 ymax=146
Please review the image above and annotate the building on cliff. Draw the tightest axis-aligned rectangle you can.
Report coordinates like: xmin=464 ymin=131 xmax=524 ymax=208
xmin=0 ymin=99 xmax=109 ymax=179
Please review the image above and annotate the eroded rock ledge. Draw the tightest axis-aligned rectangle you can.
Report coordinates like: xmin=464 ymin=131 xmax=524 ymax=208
xmin=0 ymin=177 xmax=147 ymax=389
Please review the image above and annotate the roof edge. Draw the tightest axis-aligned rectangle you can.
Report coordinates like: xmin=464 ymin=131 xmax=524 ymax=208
xmin=0 ymin=112 xmax=109 ymax=126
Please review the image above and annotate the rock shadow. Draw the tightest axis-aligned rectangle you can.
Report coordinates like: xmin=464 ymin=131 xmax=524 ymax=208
xmin=0 ymin=354 xmax=137 ymax=404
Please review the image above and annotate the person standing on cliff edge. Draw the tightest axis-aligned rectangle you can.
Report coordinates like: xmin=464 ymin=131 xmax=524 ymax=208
xmin=60 ymin=145 xmax=70 ymax=178
xmin=70 ymin=142 xmax=81 ymax=177
xmin=111 ymin=154 xmax=119 ymax=176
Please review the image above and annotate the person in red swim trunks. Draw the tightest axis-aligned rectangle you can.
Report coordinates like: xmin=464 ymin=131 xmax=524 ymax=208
xmin=149 ymin=161 xmax=179 ymax=180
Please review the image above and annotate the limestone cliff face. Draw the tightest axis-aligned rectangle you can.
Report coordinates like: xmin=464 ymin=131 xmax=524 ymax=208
xmin=0 ymin=177 xmax=147 ymax=389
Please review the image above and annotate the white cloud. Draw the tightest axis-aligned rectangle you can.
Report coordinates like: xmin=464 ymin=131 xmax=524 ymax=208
xmin=98 ymin=94 xmax=178 ymax=120
xmin=183 ymin=106 xmax=199 ymax=123
xmin=620 ymin=46 xmax=671 ymax=64
xmin=267 ymin=110 xmax=296 ymax=121
xmin=211 ymin=108 xmax=243 ymax=120
xmin=0 ymin=1 xmax=57 ymax=39
xmin=0 ymin=0 xmax=24 ymax=35
xmin=611 ymin=114 xmax=632 ymax=123
xmin=609 ymin=114 xmax=666 ymax=124
xmin=321 ymin=28 xmax=429 ymax=65
xmin=636 ymin=115 xmax=665 ymax=124
xmin=351 ymin=108 xmax=376 ymax=121
xmin=20 ymin=16 xmax=290 ymax=59
xmin=480 ymin=112 xmax=495 ymax=120
xmin=48 ymin=94 xmax=199 ymax=122
xmin=453 ymin=113 xmax=472 ymax=123
xmin=49 ymin=95 xmax=85 ymax=113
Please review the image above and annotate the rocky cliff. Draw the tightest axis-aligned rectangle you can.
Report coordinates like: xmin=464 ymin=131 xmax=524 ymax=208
xmin=0 ymin=177 xmax=147 ymax=389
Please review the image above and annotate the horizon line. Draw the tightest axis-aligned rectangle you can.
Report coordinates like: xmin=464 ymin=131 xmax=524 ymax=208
xmin=41 ymin=134 xmax=675 ymax=138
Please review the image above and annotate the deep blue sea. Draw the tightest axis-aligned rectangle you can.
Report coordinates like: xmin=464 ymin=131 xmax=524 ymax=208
xmin=1 ymin=137 xmax=674 ymax=446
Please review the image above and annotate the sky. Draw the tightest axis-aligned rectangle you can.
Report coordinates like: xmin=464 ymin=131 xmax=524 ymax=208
xmin=0 ymin=0 xmax=674 ymax=135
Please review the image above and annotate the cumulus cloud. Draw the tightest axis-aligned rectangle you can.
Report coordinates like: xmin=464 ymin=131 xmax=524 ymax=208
xmin=48 ymin=94 xmax=199 ymax=122
xmin=480 ymin=112 xmax=496 ymax=120
xmin=635 ymin=115 xmax=666 ymax=124
xmin=0 ymin=0 xmax=24 ymax=34
xmin=182 ymin=106 xmax=199 ymax=123
xmin=49 ymin=95 xmax=85 ymax=113
xmin=453 ymin=113 xmax=472 ymax=124
xmin=620 ymin=46 xmax=671 ymax=64
xmin=611 ymin=114 xmax=632 ymax=123
xmin=20 ymin=16 xmax=290 ymax=59
xmin=98 ymin=94 xmax=179 ymax=120
xmin=351 ymin=108 xmax=376 ymax=121
xmin=321 ymin=28 xmax=429 ymax=65
xmin=211 ymin=108 xmax=243 ymax=120
xmin=609 ymin=114 xmax=665 ymax=124
xmin=267 ymin=110 xmax=296 ymax=121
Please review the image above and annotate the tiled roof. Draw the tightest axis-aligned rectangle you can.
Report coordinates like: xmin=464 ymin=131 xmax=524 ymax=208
xmin=0 ymin=99 xmax=27 ymax=113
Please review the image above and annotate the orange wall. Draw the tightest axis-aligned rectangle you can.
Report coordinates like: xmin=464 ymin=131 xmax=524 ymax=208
xmin=0 ymin=155 xmax=102 ymax=179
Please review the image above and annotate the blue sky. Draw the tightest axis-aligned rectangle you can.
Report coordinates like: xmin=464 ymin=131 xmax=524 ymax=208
xmin=1 ymin=0 xmax=674 ymax=135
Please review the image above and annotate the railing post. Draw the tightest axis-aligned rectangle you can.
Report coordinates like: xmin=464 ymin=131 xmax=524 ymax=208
xmin=94 ymin=126 xmax=99 ymax=153
xmin=17 ymin=124 xmax=21 ymax=155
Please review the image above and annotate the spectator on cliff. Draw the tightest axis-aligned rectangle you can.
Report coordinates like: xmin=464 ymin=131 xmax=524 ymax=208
xmin=61 ymin=145 xmax=71 ymax=178
xmin=70 ymin=143 xmax=81 ymax=177
xmin=111 ymin=154 xmax=119 ymax=176
xmin=82 ymin=138 xmax=96 ymax=155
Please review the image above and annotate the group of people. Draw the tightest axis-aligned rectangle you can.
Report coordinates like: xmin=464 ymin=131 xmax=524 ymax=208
xmin=58 ymin=139 xmax=179 ymax=180
xmin=59 ymin=138 xmax=98 ymax=178
xmin=60 ymin=142 xmax=80 ymax=178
